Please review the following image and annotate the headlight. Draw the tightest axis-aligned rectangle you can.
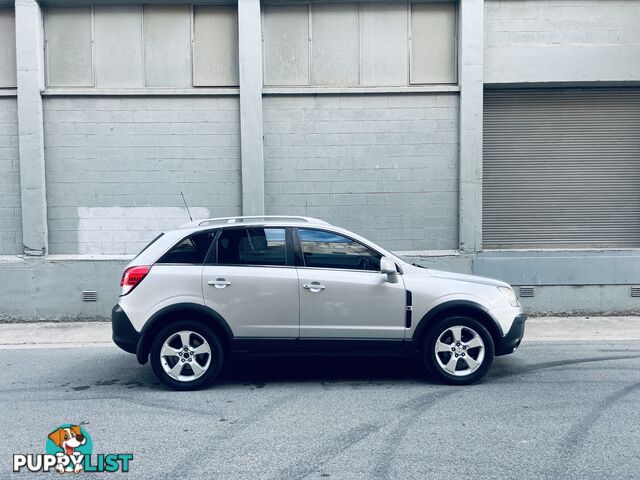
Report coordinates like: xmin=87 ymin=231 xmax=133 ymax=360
xmin=498 ymin=286 xmax=519 ymax=307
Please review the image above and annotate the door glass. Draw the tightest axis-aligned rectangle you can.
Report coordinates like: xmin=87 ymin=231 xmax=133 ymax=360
xmin=217 ymin=228 xmax=287 ymax=266
xmin=298 ymin=229 xmax=381 ymax=271
xmin=157 ymin=231 xmax=216 ymax=264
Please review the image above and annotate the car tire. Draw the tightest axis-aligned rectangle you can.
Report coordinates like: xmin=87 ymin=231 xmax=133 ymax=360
xmin=422 ymin=316 xmax=494 ymax=385
xmin=150 ymin=320 xmax=224 ymax=391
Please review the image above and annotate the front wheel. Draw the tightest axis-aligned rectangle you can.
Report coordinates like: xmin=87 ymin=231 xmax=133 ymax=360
xmin=150 ymin=320 xmax=224 ymax=391
xmin=422 ymin=316 xmax=494 ymax=385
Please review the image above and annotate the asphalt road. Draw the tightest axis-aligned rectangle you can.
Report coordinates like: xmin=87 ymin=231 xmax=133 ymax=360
xmin=1 ymin=342 xmax=640 ymax=479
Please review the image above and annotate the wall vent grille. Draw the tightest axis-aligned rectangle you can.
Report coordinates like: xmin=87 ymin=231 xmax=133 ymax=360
xmin=82 ymin=290 xmax=98 ymax=302
xmin=631 ymin=286 xmax=640 ymax=298
xmin=519 ymin=286 xmax=535 ymax=298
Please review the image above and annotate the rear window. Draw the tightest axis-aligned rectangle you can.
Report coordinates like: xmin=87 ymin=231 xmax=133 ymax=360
xmin=157 ymin=231 xmax=216 ymax=265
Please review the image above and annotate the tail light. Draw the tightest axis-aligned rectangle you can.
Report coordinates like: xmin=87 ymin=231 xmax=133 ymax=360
xmin=120 ymin=265 xmax=150 ymax=296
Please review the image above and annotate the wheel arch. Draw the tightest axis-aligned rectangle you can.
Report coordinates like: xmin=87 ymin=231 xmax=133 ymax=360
xmin=412 ymin=300 xmax=503 ymax=352
xmin=136 ymin=303 xmax=234 ymax=364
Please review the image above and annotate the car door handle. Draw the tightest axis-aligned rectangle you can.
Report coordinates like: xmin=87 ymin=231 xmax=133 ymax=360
xmin=303 ymin=282 xmax=325 ymax=292
xmin=208 ymin=278 xmax=231 ymax=289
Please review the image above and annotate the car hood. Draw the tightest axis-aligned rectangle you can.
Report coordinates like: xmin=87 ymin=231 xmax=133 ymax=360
xmin=406 ymin=266 xmax=510 ymax=288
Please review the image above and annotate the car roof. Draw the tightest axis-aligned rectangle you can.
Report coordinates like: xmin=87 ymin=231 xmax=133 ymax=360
xmin=177 ymin=216 xmax=332 ymax=231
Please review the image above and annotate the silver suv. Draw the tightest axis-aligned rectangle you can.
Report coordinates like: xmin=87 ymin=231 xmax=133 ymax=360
xmin=112 ymin=216 xmax=526 ymax=390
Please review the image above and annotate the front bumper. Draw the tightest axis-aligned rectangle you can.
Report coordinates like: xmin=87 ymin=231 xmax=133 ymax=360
xmin=111 ymin=304 xmax=140 ymax=354
xmin=495 ymin=313 xmax=527 ymax=356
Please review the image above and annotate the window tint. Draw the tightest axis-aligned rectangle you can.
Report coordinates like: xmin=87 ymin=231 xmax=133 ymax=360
xmin=157 ymin=231 xmax=216 ymax=265
xmin=217 ymin=228 xmax=286 ymax=266
xmin=298 ymin=229 xmax=381 ymax=271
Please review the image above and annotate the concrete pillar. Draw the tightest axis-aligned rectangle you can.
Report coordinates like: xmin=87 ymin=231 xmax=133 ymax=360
xmin=458 ymin=0 xmax=484 ymax=253
xmin=238 ymin=0 xmax=265 ymax=216
xmin=15 ymin=0 xmax=48 ymax=255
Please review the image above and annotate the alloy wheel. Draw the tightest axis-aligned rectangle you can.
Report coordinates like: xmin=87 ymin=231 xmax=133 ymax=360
xmin=434 ymin=325 xmax=485 ymax=377
xmin=160 ymin=330 xmax=212 ymax=382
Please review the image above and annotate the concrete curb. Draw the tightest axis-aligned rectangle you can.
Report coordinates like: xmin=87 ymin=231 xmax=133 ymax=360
xmin=1 ymin=316 xmax=640 ymax=349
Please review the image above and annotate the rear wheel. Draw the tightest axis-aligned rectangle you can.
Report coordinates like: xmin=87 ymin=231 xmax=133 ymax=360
xmin=150 ymin=320 xmax=224 ymax=391
xmin=422 ymin=316 xmax=494 ymax=385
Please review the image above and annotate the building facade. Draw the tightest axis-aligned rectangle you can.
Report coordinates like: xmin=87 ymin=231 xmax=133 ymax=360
xmin=0 ymin=0 xmax=639 ymax=320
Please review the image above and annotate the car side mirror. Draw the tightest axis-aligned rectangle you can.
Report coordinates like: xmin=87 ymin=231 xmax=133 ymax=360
xmin=380 ymin=256 xmax=398 ymax=283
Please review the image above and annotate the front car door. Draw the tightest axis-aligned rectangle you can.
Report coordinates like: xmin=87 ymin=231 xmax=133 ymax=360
xmin=201 ymin=226 xmax=299 ymax=338
xmin=295 ymin=228 xmax=406 ymax=340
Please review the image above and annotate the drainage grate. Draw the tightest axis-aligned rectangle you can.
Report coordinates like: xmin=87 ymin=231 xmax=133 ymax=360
xmin=519 ymin=286 xmax=535 ymax=298
xmin=632 ymin=286 xmax=640 ymax=298
xmin=82 ymin=290 xmax=98 ymax=302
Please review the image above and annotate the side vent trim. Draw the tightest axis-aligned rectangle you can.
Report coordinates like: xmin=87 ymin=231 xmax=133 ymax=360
xmin=405 ymin=290 xmax=413 ymax=328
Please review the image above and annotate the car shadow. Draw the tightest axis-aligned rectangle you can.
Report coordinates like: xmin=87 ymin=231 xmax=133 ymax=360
xmin=55 ymin=349 xmax=526 ymax=392
xmin=217 ymin=355 xmax=428 ymax=386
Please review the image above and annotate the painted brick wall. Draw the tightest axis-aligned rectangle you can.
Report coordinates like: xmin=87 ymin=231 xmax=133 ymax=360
xmin=263 ymin=94 xmax=459 ymax=251
xmin=0 ymin=97 xmax=22 ymax=255
xmin=485 ymin=0 xmax=640 ymax=83
xmin=43 ymin=96 xmax=241 ymax=254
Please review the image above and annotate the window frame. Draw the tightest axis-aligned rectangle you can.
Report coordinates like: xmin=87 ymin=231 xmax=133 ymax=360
xmin=408 ymin=1 xmax=458 ymax=85
xmin=208 ymin=226 xmax=294 ymax=268
xmin=43 ymin=4 xmax=240 ymax=89
xmin=44 ymin=5 xmax=95 ymax=88
xmin=261 ymin=3 xmax=311 ymax=87
xmin=293 ymin=227 xmax=387 ymax=273
xmin=192 ymin=3 xmax=240 ymax=87
xmin=0 ymin=8 xmax=17 ymax=89
xmin=261 ymin=0 xmax=458 ymax=88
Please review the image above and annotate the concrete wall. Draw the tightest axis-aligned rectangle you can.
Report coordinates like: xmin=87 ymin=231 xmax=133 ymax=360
xmin=485 ymin=0 xmax=640 ymax=83
xmin=263 ymin=93 xmax=460 ymax=251
xmin=0 ymin=257 xmax=126 ymax=321
xmin=0 ymin=97 xmax=21 ymax=255
xmin=43 ymin=96 xmax=242 ymax=254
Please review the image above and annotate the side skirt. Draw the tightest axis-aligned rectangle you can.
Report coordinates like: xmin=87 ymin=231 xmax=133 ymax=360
xmin=230 ymin=338 xmax=418 ymax=358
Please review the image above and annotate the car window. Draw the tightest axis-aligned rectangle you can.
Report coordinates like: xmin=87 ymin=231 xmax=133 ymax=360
xmin=217 ymin=228 xmax=286 ymax=266
xmin=157 ymin=231 xmax=216 ymax=265
xmin=298 ymin=229 xmax=381 ymax=271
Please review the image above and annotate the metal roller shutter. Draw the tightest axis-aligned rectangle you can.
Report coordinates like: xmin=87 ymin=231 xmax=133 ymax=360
xmin=483 ymin=88 xmax=640 ymax=249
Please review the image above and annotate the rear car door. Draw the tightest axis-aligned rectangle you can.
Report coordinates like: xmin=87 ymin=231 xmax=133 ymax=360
xmin=295 ymin=228 xmax=406 ymax=340
xmin=201 ymin=226 xmax=299 ymax=338
xmin=132 ymin=230 xmax=217 ymax=324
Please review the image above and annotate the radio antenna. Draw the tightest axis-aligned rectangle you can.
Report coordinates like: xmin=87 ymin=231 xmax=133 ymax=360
xmin=180 ymin=192 xmax=193 ymax=221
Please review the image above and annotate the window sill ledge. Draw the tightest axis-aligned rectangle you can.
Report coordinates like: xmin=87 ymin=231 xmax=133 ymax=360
xmin=263 ymin=85 xmax=460 ymax=95
xmin=41 ymin=87 xmax=240 ymax=96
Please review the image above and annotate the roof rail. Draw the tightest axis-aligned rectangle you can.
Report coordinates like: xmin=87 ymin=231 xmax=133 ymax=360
xmin=180 ymin=215 xmax=330 ymax=228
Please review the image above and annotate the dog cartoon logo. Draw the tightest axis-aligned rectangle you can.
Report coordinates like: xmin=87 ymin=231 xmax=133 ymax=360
xmin=13 ymin=424 xmax=132 ymax=474
xmin=46 ymin=424 xmax=92 ymax=473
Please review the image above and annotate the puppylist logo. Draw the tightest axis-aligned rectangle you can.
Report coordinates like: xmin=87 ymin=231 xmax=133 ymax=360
xmin=13 ymin=424 xmax=133 ymax=473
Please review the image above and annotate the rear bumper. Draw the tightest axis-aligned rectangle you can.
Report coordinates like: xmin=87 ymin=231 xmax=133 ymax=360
xmin=495 ymin=313 xmax=527 ymax=356
xmin=111 ymin=304 xmax=140 ymax=354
